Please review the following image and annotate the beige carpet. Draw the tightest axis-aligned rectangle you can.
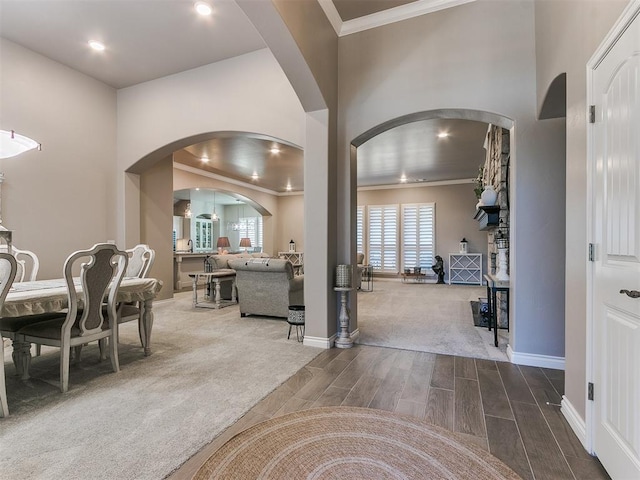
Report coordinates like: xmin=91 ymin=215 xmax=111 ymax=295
xmin=1 ymin=291 xmax=322 ymax=480
xmin=357 ymin=279 xmax=509 ymax=361
xmin=194 ymin=406 xmax=522 ymax=479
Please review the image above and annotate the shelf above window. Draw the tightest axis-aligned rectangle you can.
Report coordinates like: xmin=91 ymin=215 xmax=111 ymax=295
xmin=474 ymin=205 xmax=500 ymax=230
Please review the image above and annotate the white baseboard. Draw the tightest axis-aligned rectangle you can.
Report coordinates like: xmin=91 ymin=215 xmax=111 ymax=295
xmin=561 ymin=395 xmax=589 ymax=452
xmin=303 ymin=330 xmax=360 ymax=349
xmin=303 ymin=335 xmax=332 ymax=349
xmin=303 ymin=334 xmax=336 ymax=349
xmin=350 ymin=328 xmax=360 ymax=342
xmin=507 ymin=345 xmax=565 ymax=370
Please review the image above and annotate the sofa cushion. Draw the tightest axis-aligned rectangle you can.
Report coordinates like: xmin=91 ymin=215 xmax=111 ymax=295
xmin=229 ymin=258 xmax=294 ymax=279
xmin=207 ymin=252 xmax=271 ymax=270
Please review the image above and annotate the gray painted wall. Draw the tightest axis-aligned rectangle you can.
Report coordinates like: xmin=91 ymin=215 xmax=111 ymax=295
xmin=277 ymin=194 xmax=305 ymax=253
xmin=140 ymin=158 xmax=173 ymax=300
xmin=357 ymin=183 xmax=489 ymax=276
xmin=0 ymin=39 xmax=117 ymax=279
xmin=338 ymin=0 xmax=567 ymax=359
xmin=534 ymin=0 xmax=627 ymax=419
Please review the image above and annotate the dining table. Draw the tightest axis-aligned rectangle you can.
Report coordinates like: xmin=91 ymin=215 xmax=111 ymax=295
xmin=2 ymin=277 xmax=163 ymax=379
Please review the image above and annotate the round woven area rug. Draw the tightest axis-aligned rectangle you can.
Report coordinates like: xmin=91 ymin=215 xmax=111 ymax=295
xmin=193 ymin=406 xmax=521 ymax=479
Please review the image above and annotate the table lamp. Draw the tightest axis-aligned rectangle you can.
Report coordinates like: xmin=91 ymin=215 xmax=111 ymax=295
xmin=239 ymin=237 xmax=252 ymax=252
xmin=217 ymin=236 xmax=230 ymax=254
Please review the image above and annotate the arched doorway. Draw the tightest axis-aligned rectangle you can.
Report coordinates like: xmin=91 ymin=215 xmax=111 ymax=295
xmin=350 ymin=109 xmax=514 ymax=359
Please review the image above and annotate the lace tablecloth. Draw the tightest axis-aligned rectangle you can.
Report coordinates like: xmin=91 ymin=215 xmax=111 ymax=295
xmin=3 ymin=277 xmax=163 ymax=318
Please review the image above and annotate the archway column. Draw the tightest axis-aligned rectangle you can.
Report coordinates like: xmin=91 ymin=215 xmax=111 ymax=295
xmin=303 ymin=109 xmax=336 ymax=347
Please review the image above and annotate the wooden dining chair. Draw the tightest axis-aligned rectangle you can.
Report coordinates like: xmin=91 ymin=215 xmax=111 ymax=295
xmin=117 ymin=245 xmax=155 ymax=347
xmin=16 ymin=243 xmax=128 ymax=393
xmin=0 ymin=252 xmax=18 ymax=417
xmin=0 ymin=244 xmax=39 ymax=282
xmin=0 ymin=244 xmax=45 ymax=357
xmin=124 ymin=244 xmax=155 ymax=279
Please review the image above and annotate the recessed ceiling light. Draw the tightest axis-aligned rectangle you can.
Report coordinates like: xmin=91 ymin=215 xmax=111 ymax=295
xmin=400 ymin=174 xmax=407 ymax=183
xmin=88 ymin=40 xmax=105 ymax=51
xmin=194 ymin=1 xmax=212 ymax=16
xmin=270 ymin=146 xmax=280 ymax=154
xmin=195 ymin=188 xmax=200 ymax=191
xmin=201 ymin=155 xmax=209 ymax=162
xmin=251 ymin=172 xmax=259 ymax=181
xmin=437 ymin=132 xmax=449 ymax=138
xmin=286 ymin=183 xmax=292 ymax=191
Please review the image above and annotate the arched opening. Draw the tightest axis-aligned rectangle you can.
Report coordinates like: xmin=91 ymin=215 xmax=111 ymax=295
xmin=127 ymin=130 xmax=303 ymax=302
xmin=350 ymin=109 xmax=514 ymax=360
xmin=539 ymin=73 xmax=567 ymax=120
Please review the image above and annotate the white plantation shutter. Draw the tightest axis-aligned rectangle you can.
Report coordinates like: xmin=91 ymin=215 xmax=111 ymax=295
xmin=356 ymin=206 xmax=364 ymax=256
xmin=368 ymin=205 xmax=398 ymax=272
xmin=239 ymin=216 xmax=263 ymax=248
xmin=402 ymin=203 xmax=435 ymax=270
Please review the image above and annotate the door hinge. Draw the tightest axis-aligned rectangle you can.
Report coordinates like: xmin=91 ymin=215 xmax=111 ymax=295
xmin=588 ymin=243 xmax=595 ymax=262
xmin=588 ymin=382 xmax=594 ymax=401
xmin=589 ymin=105 xmax=596 ymax=123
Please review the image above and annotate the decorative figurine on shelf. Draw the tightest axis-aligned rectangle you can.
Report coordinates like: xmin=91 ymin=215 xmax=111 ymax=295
xmin=459 ymin=238 xmax=468 ymax=254
xmin=432 ymin=255 xmax=445 ymax=284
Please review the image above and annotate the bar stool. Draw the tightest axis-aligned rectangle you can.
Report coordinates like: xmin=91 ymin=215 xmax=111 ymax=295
xmin=287 ymin=305 xmax=305 ymax=342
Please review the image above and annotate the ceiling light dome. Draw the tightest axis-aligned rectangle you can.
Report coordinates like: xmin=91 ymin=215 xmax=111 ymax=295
xmin=88 ymin=40 xmax=105 ymax=51
xmin=0 ymin=130 xmax=40 ymax=159
xmin=194 ymin=1 xmax=212 ymax=16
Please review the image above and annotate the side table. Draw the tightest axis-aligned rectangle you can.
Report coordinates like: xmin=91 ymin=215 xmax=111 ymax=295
xmin=484 ymin=274 xmax=510 ymax=347
xmin=359 ymin=265 xmax=373 ymax=292
xmin=189 ymin=271 xmax=237 ymax=309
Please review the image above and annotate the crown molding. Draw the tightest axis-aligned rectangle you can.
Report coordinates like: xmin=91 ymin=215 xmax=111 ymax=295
xmin=358 ymin=178 xmax=474 ymax=191
xmin=319 ymin=0 xmax=476 ymax=37
xmin=173 ymin=162 xmax=285 ymax=196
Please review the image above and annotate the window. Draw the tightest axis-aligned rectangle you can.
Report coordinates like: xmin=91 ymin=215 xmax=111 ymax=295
xmin=356 ymin=206 xmax=364 ymax=255
xmin=401 ymin=203 xmax=435 ymax=270
xmin=239 ymin=216 xmax=263 ymax=249
xmin=367 ymin=205 xmax=398 ymax=272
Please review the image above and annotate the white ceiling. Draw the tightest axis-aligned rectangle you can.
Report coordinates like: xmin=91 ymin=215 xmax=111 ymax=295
xmin=0 ymin=0 xmax=483 ymax=192
xmin=0 ymin=0 xmax=266 ymax=89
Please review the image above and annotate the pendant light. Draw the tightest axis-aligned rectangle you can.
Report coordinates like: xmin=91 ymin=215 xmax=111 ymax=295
xmin=211 ymin=191 xmax=219 ymax=222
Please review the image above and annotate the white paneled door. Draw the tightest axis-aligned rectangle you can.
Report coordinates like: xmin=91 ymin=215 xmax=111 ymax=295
xmin=591 ymin=2 xmax=640 ymax=478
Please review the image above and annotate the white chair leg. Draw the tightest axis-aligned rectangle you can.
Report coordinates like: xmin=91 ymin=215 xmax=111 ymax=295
xmin=98 ymin=338 xmax=107 ymax=361
xmin=137 ymin=302 xmax=145 ymax=347
xmin=73 ymin=345 xmax=83 ymax=364
xmin=60 ymin=347 xmax=70 ymax=393
xmin=0 ymin=339 xmax=9 ymax=417
xmin=109 ymin=332 xmax=119 ymax=373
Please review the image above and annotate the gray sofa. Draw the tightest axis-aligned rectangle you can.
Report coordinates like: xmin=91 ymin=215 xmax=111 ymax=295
xmin=205 ymin=253 xmax=270 ymax=299
xmin=228 ymin=258 xmax=303 ymax=319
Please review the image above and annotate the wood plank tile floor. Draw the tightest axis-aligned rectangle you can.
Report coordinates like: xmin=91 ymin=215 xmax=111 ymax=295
xmin=169 ymin=345 xmax=609 ymax=480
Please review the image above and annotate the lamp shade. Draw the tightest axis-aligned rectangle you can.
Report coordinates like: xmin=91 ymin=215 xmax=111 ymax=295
xmin=217 ymin=236 xmax=230 ymax=248
xmin=239 ymin=237 xmax=252 ymax=248
xmin=0 ymin=130 xmax=40 ymax=159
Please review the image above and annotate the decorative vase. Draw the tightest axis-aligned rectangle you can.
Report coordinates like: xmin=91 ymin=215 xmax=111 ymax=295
xmin=335 ymin=264 xmax=353 ymax=288
xmin=480 ymin=185 xmax=497 ymax=206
